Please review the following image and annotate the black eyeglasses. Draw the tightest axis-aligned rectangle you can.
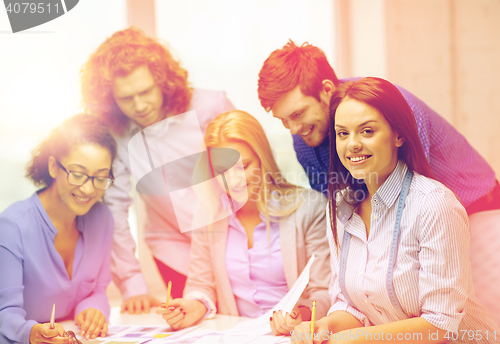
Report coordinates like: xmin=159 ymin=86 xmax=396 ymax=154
xmin=56 ymin=160 xmax=114 ymax=190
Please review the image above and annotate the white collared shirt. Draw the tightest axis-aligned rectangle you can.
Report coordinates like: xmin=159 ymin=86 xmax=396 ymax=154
xmin=327 ymin=161 xmax=499 ymax=343
xmin=104 ymin=89 xmax=234 ymax=299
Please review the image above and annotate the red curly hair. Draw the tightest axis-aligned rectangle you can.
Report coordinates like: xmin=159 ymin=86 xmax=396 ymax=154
xmin=81 ymin=27 xmax=193 ymax=135
xmin=258 ymin=40 xmax=339 ymax=112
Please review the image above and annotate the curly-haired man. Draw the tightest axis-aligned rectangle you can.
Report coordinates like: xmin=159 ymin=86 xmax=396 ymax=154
xmin=81 ymin=27 xmax=234 ymax=313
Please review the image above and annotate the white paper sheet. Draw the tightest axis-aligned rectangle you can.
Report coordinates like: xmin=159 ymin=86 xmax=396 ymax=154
xmin=224 ymin=254 xmax=316 ymax=336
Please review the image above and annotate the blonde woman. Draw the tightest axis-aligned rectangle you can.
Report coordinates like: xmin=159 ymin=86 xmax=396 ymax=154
xmin=156 ymin=110 xmax=330 ymax=335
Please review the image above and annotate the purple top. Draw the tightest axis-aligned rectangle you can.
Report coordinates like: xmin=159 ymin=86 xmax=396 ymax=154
xmin=0 ymin=193 xmax=113 ymax=344
xmin=225 ymin=213 xmax=288 ymax=318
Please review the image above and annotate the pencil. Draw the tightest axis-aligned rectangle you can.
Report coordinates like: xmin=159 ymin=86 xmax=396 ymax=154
xmin=166 ymin=281 xmax=172 ymax=308
xmin=310 ymin=301 xmax=316 ymax=339
xmin=50 ymin=304 xmax=55 ymax=329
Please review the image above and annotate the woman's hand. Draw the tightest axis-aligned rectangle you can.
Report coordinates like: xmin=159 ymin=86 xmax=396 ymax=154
xmin=156 ymin=298 xmax=207 ymax=330
xmin=121 ymin=294 xmax=162 ymax=314
xmin=75 ymin=308 xmax=108 ymax=339
xmin=29 ymin=323 xmax=73 ymax=344
xmin=270 ymin=307 xmax=303 ymax=336
xmin=291 ymin=318 xmax=330 ymax=344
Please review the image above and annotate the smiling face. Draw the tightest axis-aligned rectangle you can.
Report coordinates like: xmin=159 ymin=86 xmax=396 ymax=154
xmin=212 ymin=141 xmax=261 ymax=206
xmin=112 ymin=65 xmax=165 ymax=128
xmin=48 ymin=144 xmax=113 ymax=216
xmin=271 ymin=83 xmax=333 ymax=147
xmin=334 ymin=97 xmax=404 ymax=193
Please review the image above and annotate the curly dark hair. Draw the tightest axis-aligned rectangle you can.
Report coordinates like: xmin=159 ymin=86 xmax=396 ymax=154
xmin=26 ymin=114 xmax=117 ymax=188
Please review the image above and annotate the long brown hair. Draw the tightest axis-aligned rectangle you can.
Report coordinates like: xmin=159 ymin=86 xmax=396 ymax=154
xmin=327 ymin=77 xmax=435 ymax=249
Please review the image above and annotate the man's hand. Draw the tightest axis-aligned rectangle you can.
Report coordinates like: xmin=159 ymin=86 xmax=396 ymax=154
xmin=29 ymin=323 xmax=73 ymax=344
xmin=121 ymin=294 xmax=162 ymax=314
xmin=75 ymin=308 xmax=108 ymax=339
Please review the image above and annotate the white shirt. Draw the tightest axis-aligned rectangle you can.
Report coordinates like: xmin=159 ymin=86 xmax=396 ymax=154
xmin=104 ymin=89 xmax=234 ymax=299
xmin=327 ymin=161 xmax=499 ymax=343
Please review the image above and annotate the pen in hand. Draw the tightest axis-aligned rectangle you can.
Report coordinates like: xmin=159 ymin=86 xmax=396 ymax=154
xmin=50 ymin=304 xmax=56 ymax=329
xmin=166 ymin=281 xmax=172 ymax=308
xmin=310 ymin=301 xmax=316 ymax=339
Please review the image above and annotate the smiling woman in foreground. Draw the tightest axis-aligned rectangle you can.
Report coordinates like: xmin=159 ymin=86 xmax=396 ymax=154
xmin=0 ymin=114 xmax=116 ymax=344
xmin=292 ymin=77 xmax=500 ymax=344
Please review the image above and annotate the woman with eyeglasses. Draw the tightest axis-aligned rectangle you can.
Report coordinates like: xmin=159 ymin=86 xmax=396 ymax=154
xmin=0 ymin=114 xmax=117 ymax=344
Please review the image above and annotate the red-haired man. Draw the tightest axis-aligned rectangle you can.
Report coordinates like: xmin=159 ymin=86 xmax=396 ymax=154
xmin=81 ymin=27 xmax=234 ymax=313
xmin=258 ymin=41 xmax=500 ymax=215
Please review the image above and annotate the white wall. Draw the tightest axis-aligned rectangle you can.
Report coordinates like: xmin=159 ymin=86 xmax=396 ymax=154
xmin=385 ymin=0 xmax=500 ymax=178
xmin=337 ymin=0 xmax=500 ymax=178
xmin=155 ymin=0 xmax=336 ymax=187
xmin=349 ymin=0 xmax=387 ymax=78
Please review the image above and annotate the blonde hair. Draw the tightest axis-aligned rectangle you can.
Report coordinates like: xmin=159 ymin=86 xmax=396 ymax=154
xmin=200 ymin=110 xmax=303 ymax=232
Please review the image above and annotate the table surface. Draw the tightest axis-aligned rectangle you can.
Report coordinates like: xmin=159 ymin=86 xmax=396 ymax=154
xmin=110 ymin=307 xmax=249 ymax=331
xmin=60 ymin=307 xmax=251 ymax=334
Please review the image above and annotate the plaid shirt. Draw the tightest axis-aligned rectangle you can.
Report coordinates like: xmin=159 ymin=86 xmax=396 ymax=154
xmin=293 ymin=78 xmax=496 ymax=207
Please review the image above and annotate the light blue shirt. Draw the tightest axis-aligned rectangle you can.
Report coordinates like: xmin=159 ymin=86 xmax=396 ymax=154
xmin=0 ymin=193 xmax=113 ymax=344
